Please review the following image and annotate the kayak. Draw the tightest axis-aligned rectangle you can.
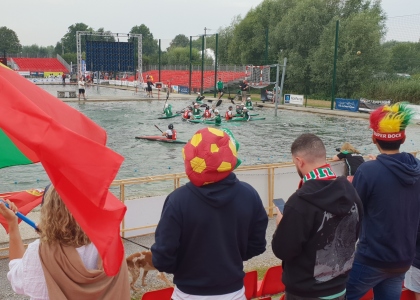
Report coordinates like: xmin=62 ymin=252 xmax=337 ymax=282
xmin=233 ymin=113 xmax=259 ymax=117
xmin=182 ymin=116 xmax=201 ymax=121
xmin=229 ymin=117 xmax=266 ymax=122
xmin=135 ymin=136 xmax=187 ymax=144
xmin=188 ymin=119 xmax=221 ymax=125
xmin=158 ymin=113 xmax=181 ymax=119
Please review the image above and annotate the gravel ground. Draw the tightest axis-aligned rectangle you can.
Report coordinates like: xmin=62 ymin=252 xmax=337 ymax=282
xmin=0 ymin=218 xmax=280 ymax=300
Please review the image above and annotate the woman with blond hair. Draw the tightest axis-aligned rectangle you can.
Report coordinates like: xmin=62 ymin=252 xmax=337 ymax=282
xmin=0 ymin=185 xmax=130 ymax=300
xmin=332 ymin=142 xmax=365 ymax=180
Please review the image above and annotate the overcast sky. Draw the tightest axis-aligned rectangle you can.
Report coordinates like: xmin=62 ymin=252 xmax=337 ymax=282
xmin=3 ymin=0 xmax=420 ymax=47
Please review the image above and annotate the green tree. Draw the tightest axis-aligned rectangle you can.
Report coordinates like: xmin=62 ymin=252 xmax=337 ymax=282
xmin=217 ymin=16 xmax=241 ymax=64
xmin=311 ymin=4 xmax=385 ymax=98
xmin=130 ymin=24 xmax=158 ymax=56
xmin=0 ymin=26 xmax=22 ymax=54
xmin=61 ymin=23 xmax=92 ymax=53
xmin=166 ymin=47 xmax=200 ymax=65
xmin=169 ymin=34 xmax=189 ymax=50
xmin=386 ymin=42 xmax=420 ymax=74
xmin=21 ymin=44 xmax=54 ymax=57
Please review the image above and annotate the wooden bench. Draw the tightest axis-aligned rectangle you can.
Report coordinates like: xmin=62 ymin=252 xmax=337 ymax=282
xmin=57 ymin=91 xmax=77 ymax=98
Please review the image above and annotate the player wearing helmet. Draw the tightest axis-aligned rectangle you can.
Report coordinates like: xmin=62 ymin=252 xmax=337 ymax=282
xmin=245 ymin=97 xmax=253 ymax=110
xmin=162 ymin=123 xmax=177 ymax=140
xmin=196 ymin=92 xmax=205 ymax=104
xmin=225 ymin=106 xmax=234 ymax=120
xmin=214 ymin=109 xmax=222 ymax=125
xmin=202 ymin=106 xmax=212 ymax=119
xmin=193 ymin=103 xmax=202 ymax=116
xmin=242 ymin=107 xmax=251 ymax=121
xmin=183 ymin=106 xmax=193 ymax=120
xmin=163 ymin=103 xmax=173 ymax=117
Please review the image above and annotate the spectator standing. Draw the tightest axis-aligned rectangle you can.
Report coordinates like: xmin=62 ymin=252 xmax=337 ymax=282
xmin=239 ymin=80 xmax=249 ymax=103
xmin=1 ymin=185 xmax=130 ymax=300
xmin=61 ymin=73 xmax=66 ymax=85
xmin=346 ymin=103 xmax=420 ymax=300
xmin=146 ymin=76 xmax=154 ymax=98
xmin=78 ymin=77 xmax=86 ymax=101
xmin=152 ymin=127 xmax=268 ymax=300
xmin=332 ymin=142 xmax=365 ymax=181
xmin=217 ymin=77 xmax=224 ymax=100
xmin=272 ymin=133 xmax=362 ymax=300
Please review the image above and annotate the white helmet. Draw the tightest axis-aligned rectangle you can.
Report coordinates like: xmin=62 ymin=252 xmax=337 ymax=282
xmin=164 ymin=103 xmax=168 ymax=108
xmin=214 ymin=109 xmax=219 ymax=114
xmin=197 ymin=92 xmax=201 ymax=95
xmin=194 ymin=102 xmax=199 ymax=106
xmin=241 ymin=103 xmax=245 ymax=106
xmin=243 ymin=107 xmax=248 ymax=110
xmin=247 ymin=97 xmax=251 ymax=101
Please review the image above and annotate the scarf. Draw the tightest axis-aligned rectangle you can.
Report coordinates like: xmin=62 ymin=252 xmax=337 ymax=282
xmin=39 ymin=241 xmax=130 ymax=300
xmin=298 ymin=164 xmax=337 ymax=189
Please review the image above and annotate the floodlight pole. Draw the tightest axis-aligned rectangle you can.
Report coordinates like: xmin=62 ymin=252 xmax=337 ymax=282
xmin=189 ymin=36 xmax=192 ymax=94
xmin=274 ymin=64 xmax=280 ymax=116
xmin=213 ymin=33 xmax=218 ymax=98
xmin=158 ymin=39 xmax=161 ymax=82
xmin=201 ymin=35 xmax=204 ymax=94
xmin=274 ymin=57 xmax=287 ymax=117
xmin=331 ymin=20 xmax=339 ymax=110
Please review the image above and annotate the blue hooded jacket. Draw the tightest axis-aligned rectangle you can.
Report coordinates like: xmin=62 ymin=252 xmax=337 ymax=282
xmin=353 ymin=152 xmax=420 ymax=269
xmin=151 ymin=173 xmax=268 ymax=296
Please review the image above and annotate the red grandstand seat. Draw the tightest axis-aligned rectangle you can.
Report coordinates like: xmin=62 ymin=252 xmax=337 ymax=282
xmin=243 ymin=270 xmax=257 ymax=299
xmin=256 ymin=265 xmax=285 ymax=297
xmin=141 ymin=287 xmax=174 ymax=300
xmin=400 ymin=289 xmax=416 ymax=300
xmin=279 ymin=294 xmax=285 ymax=300
xmin=360 ymin=289 xmax=373 ymax=300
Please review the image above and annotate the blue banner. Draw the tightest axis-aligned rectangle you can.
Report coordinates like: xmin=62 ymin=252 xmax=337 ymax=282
xmin=179 ymin=86 xmax=189 ymax=94
xmin=335 ymin=98 xmax=359 ymax=112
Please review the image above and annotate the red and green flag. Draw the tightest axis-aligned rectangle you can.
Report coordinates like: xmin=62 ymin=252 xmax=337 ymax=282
xmin=0 ymin=64 xmax=126 ymax=276
xmin=0 ymin=189 xmax=44 ymax=232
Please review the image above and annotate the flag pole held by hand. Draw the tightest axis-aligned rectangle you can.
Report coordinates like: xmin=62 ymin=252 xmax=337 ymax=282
xmin=0 ymin=199 xmax=39 ymax=231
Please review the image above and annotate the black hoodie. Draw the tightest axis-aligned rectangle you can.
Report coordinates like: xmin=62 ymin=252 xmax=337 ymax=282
xmin=272 ymin=176 xmax=362 ymax=298
xmin=151 ymin=173 xmax=268 ymax=296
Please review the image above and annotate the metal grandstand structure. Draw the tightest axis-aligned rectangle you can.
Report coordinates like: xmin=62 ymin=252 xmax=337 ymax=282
xmin=76 ymin=31 xmax=143 ymax=86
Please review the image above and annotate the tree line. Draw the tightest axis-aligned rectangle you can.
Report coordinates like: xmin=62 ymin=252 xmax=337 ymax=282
xmin=1 ymin=0 xmax=420 ymax=101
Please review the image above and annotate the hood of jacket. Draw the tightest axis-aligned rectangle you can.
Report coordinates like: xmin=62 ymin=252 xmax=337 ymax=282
xmin=296 ymin=176 xmax=359 ymax=216
xmin=186 ymin=173 xmax=239 ymax=208
xmin=376 ymin=152 xmax=420 ymax=186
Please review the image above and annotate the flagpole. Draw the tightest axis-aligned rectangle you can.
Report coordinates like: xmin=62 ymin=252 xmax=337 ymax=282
xmin=1 ymin=200 xmax=38 ymax=231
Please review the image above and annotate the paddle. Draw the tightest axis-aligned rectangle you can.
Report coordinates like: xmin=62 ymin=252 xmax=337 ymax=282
xmin=154 ymin=125 xmax=163 ymax=133
xmin=162 ymin=92 xmax=170 ymax=112
xmin=216 ymin=99 xmax=223 ymax=107
xmin=200 ymin=104 xmax=207 ymax=107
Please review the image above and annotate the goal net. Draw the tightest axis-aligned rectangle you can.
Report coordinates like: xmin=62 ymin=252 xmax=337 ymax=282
xmin=246 ymin=65 xmax=271 ymax=88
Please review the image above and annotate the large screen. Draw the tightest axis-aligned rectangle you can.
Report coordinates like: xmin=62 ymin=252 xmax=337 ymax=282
xmin=85 ymin=41 xmax=134 ymax=72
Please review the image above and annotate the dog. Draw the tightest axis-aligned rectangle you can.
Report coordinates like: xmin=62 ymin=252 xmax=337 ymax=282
xmin=126 ymin=250 xmax=172 ymax=291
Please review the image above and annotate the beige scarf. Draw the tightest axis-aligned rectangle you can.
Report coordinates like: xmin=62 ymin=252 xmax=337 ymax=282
xmin=39 ymin=242 xmax=130 ymax=300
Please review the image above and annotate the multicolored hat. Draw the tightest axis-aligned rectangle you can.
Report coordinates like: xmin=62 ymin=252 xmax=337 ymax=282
xmin=183 ymin=128 xmax=241 ymax=186
xmin=370 ymin=102 xmax=414 ymax=141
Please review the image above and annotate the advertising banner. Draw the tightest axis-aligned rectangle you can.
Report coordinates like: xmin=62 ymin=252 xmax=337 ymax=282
xmin=284 ymin=94 xmax=304 ymax=105
xmin=179 ymin=86 xmax=189 ymax=94
xmin=335 ymin=98 xmax=359 ymax=112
